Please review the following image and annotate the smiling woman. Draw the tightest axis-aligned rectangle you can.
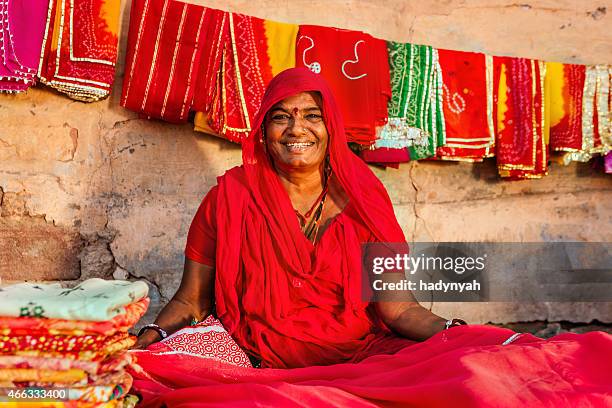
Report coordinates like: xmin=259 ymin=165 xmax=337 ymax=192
xmin=133 ymin=67 xmax=448 ymax=365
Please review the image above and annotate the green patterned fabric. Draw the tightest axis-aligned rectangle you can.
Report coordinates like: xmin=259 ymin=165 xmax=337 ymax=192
xmin=377 ymin=42 xmax=446 ymax=160
xmin=0 ymin=278 xmax=148 ymax=321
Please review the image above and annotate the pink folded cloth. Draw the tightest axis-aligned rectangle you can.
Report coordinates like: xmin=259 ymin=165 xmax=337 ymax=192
xmin=0 ymin=0 xmax=49 ymax=93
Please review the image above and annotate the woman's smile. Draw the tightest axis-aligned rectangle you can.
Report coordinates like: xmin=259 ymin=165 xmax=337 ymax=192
xmin=283 ymin=140 xmax=316 ymax=153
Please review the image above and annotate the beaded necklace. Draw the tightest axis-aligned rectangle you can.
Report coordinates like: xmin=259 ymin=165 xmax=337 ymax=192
xmin=295 ymin=167 xmax=331 ymax=243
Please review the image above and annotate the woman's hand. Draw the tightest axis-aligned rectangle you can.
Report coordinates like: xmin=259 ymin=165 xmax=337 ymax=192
xmin=129 ymin=258 xmax=215 ymax=350
xmin=131 ymin=329 xmax=161 ymax=350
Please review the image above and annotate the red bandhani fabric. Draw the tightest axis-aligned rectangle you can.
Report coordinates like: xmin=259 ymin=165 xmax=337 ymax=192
xmin=436 ymin=49 xmax=495 ymax=162
xmin=549 ymin=63 xmax=585 ymax=152
xmin=38 ymin=0 xmax=120 ymax=101
xmin=0 ymin=0 xmax=48 ymax=93
xmin=192 ymin=12 xmax=273 ymax=143
xmin=145 ymin=316 xmax=252 ymax=368
xmin=494 ymin=57 xmax=548 ymax=179
xmin=129 ymin=325 xmax=612 ymax=408
xmin=0 ymin=298 xmax=149 ymax=337
xmin=295 ymin=26 xmax=390 ymax=146
xmin=121 ymin=0 xmax=209 ymax=122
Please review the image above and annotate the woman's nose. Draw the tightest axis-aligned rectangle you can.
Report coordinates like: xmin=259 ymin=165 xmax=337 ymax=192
xmin=286 ymin=115 xmax=307 ymax=135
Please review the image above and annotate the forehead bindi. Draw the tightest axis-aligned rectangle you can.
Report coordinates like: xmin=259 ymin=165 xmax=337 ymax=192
xmin=272 ymin=93 xmax=321 ymax=113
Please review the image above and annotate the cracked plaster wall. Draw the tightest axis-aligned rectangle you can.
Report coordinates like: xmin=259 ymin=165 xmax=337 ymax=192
xmin=0 ymin=0 xmax=610 ymax=327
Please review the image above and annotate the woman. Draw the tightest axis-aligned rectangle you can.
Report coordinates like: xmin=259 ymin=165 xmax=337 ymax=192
xmin=131 ymin=68 xmax=611 ymax=406
xmin=135 ymin=66 xmax=451 ymax=364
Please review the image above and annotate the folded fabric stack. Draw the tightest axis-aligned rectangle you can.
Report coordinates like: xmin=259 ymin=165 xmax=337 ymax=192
xmin=0 ymin=278 xmax=149 ymax=407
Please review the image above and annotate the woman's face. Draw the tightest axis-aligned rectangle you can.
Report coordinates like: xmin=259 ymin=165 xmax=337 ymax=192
xmin=264 ymin=92 xmax=329 ymax=173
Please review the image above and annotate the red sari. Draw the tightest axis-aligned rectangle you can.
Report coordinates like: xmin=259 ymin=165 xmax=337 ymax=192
xmin=130 ymin=68 xmax=612 ymax=407
xmin=121 ymin=0 xmax=209 ymax=123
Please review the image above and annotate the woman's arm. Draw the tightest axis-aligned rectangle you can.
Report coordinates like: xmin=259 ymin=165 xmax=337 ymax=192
xmin=376 ymin=301 xmax=447 ymax=341
xmin=132 ymin=258 xmax=214 ymax=349
xmin=373 ymin=271 xmax=448 ymax=341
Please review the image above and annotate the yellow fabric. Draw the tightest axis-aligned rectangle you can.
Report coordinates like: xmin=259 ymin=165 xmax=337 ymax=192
xmin=49 ymin=0 xmax=63 ymax=53
xmin=543 ymin=63 xmax=551 ymax=144
xmin=100 ymin=0 xmax=121 ymax=36
xmin=546 ymin=62 xmax=566 ymax=128
xmin=264 ymin=20 xmax=298 ymax=76
xmin=194 ymin=112 xmax=219 ymax=136
xmin=0 ymin=368 xmax=86 ymax=383
xmin=497 ymin=62 xmax=508 ymax=133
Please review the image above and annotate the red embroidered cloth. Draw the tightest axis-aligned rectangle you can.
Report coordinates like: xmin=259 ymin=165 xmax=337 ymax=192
xmin=38 ymin=0 xmax=120 ymax=101
xmin=295 ymin=26 xmax=391 ymax=146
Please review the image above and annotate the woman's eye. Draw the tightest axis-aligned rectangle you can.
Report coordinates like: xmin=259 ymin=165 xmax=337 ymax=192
xmin=271 ymin=114 xmax=290 ymax=122
xmin=306 ymin=114 xmax=323 ymax=121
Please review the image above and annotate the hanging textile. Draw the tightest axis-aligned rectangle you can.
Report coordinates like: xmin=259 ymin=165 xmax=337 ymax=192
xmin=606 ymin=152 xmax=612 ymax=174
xmin=562 ymin=65 xmax=611 ymax=163
xmin=377 ymin=42 xmax=445 ymax=160
xmin=193 ymin=18 xmax=298 ymax=142
xmin=120 ymin=0 xmax=210 ymax=123
xmin=436 ymin=49 xmax=495 ymax=162
xmin=209 ymin=13 xmax=272 ymax=143
xmin=37 ymin=0 xmax=121 ymax=102
xmin=295 ymin=25 xmax=391 ymax=146
xmin=0 ymin=0 xmax=49 ymax=93
xmin=494 ymin=57 xmax=548 ymax=179
xmin=360 ymin=147 xmax=410 ymax=168
xmin=547 ymin=62 xmax=585 ymax=153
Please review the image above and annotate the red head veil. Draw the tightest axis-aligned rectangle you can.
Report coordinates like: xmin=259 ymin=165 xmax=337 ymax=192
xmin=242 ymin=67 xmax=405 ymax=244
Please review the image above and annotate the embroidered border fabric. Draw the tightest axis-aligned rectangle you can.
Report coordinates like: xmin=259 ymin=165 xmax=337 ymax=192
xmin=37 ymin=0 xmax=120 ymax=101
xmin=436 ymin=49 xmax=494 ymax=162
xmin=376 ymin=42 xmax=445 ymax=160
xmin=494 ymin=57 xmax=548 ymax=179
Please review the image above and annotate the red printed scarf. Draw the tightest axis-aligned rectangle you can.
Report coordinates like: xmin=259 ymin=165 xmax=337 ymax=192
xmin=295 ymin=26 xmax=391 ymax=146
xmin=494 ymin=57 xmax=548 ymax=179
xmin=436 ymin=49 xmax=495 ymax=162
